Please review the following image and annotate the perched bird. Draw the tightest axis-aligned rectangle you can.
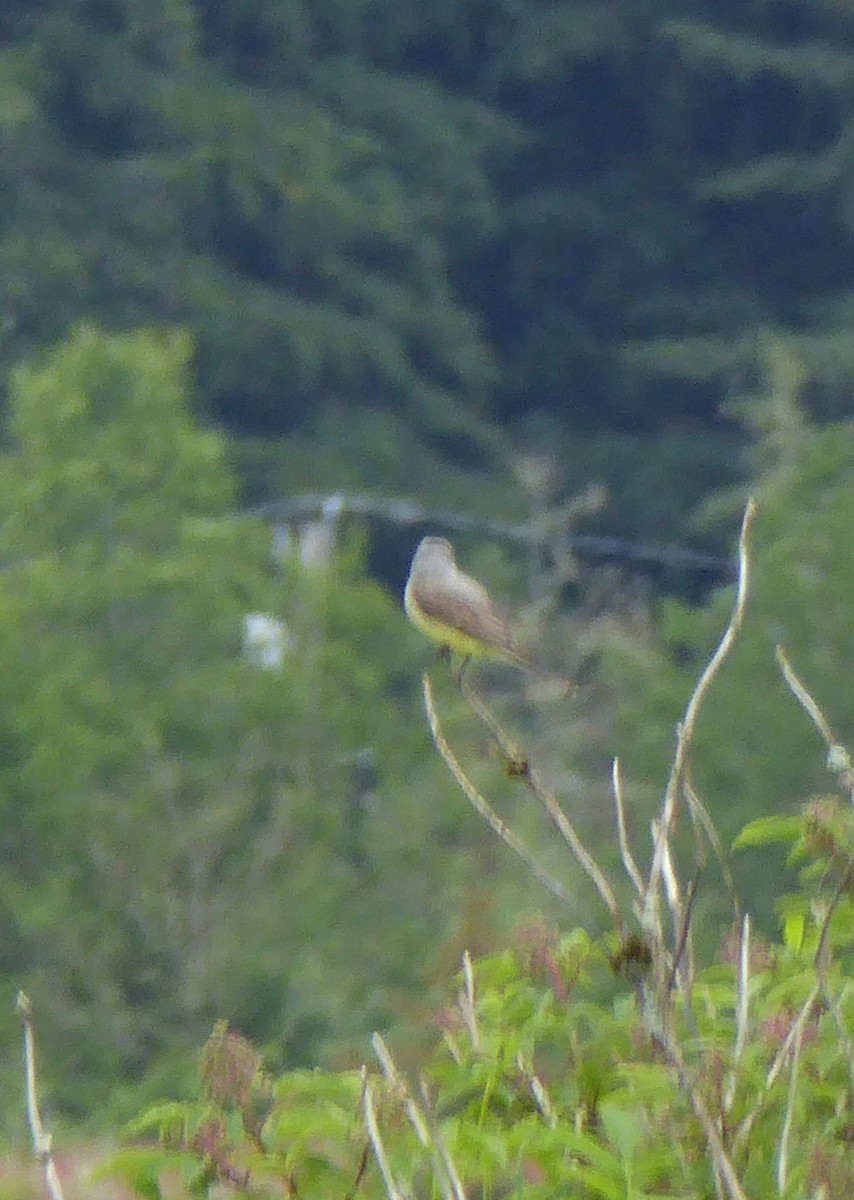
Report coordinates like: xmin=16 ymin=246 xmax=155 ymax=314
xmin=404 ymin=535 xmax=544 ymax=672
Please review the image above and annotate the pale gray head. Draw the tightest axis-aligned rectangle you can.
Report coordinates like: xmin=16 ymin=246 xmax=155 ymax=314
xmin=410 ymin=536 xmax=455 ymax=573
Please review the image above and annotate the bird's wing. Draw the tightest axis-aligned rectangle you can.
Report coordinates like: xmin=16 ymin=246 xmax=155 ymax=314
xmin=414 ymin=569 xmax=520 ymax=653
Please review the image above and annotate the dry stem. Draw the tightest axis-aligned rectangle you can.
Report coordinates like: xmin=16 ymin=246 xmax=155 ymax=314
xmin=776 ymin=645 xmax=854 ymax=804
xmin=423 ymin=674 xmax=576 ymax=907
xmin=457 ymin=673 xmax=624 ymax=931
xmin=611 ymin=757 xmax=644 ymax=899
xmin=643 ymin=499 xmax=755 ymax=975
xmin=362 ymin=1070 xmax=409 ymax=1200
xmin=16 ymin=992 xmax=65 ymax=1200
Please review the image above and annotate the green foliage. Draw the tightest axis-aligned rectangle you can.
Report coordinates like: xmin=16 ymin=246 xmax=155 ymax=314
xmin=605 ymin=382 xmax=854 ymax=926
xmin=0 ymin=0 xmax=508 ymax=453
xmin=0 ymin=325 xmax=501 ymax=1121
xmin=8 ymin=0 xmax=854 ymax=477
xmin=105 ymin=796 xmax=854 ymax=1199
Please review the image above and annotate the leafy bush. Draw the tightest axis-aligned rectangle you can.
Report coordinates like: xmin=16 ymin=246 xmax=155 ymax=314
xmin=102 ymin=791 xmax=854 ymax=1199
xmin=99 ymin=502 xmax=854 ymax=1199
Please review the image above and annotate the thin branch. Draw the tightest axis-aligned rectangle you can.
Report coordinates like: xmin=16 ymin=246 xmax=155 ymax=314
xmin=516 ymin=1054 xmax=557 ymax=1127
xmin=459 ymin=951 xmax=480 ymax=1053
xmin=733 ymin=981 xmax=821 ymax=1155
xmin=362 ymin=1071 xmax=409 ymax=1200
xmin=372 ymin=1036 xmax=430 ymax=1148
xmin=521 ymin=758 xmax=624 ymax=933
xmin=457 ymin=674 xmax=624 ymax=932
xmin=775 ymin=646 xmax=837 ymax=747
xmin=724 ymin=915 xmax=751 ymax=1114
xmin=612 ymin=758 xmax=644 ymax=899
xmin=657 ymin=818 xmax=683 ymax=922
xmin=417 ymin=1078 xmax=468 ymax=1200
xmin=423 ymin=675 xmax=577 ymax=907
xmin=251 ymin=490 xmax=736 ymax=580
xmin=657 ymin=1024 xmax=749 ymax=1200
xmin=667 ymin=874 xmax=700 ymax=996
xmin=776 ymin=1016 xmax=804 ymax=1196
xmin=775 ymin=646 xmax=854 ymax=804
xmin=683 ymin=778 xmax=741 ymax=924
xmin=372 ymin=1035 xmax=464 ymax=1200
xmin=814 ymin=860 xmax=854 ymax=1106
xmin=16 ymin=993 xmax=65 ymax=1200
xmin=644 ymin=499 xmax=755 ymax=945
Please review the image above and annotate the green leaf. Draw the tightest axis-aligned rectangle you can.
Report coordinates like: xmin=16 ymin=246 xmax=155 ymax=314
xmin=783 ymin=913 xmax=806 ymax=950
xmin=600 ymin=1102 xmax=644 ymax=1166
xmin=733 ymin=815 xmax=804 ymax=849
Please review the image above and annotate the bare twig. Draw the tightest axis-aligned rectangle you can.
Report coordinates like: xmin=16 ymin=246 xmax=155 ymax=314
xmin=362 ymin=1070 xmax=409 ymax=1200
xmin=520 ymin=759 xmax=624 ymax=933
xmin=644 ymin=499 xmax=755 ymax=958
xmin=252 ymin=490 xmax=736 ymax=580
xmin=724 ymin=915 xmax=751 ymax=1114
xmin=611 ymin=758 xmax=644 ymax=899
xmin=372 ymin=1037 xmax=430 ymax=1148
xmin=516 ymin=1053 xmax=557 ymax=1127
xmin=658 ymin=1024 xmax=749 ymax=1200
xmin=814 ymin=861 xmax=854 ymax=1106
xmin=733 ymin=981 xmax=821 ymax=1155
xmin=683 ymin=778 xmax=741 ymax=924
xmin=655 ymin=818 xmax=683 ymax=923
xmin=776 ymin=1016 xmax=804 ymax=1196
xmin=423 ymin=674 xmax=576 ymax=907
xmin=775 ymin=646 xmax=837 ymax=747
xmin=776 ymin=648 xmax=854 ymax=1099
xmin=456 ymin=674 xmax=624 ymax=932
xmin=776 ymin=646 xmax=854 ymax=804
xmin=667 ymin=874 xmax=700 ymax=996
xmin=459 ymin=951 xmax=480 ymax=1052
xmin=417 ymin=1079 xmax=468 ymax=1200
xmin=16 ymin=992 xmax=65 ymax=1200
xmin=372 ymin=1035 xmax=464 ymax=1200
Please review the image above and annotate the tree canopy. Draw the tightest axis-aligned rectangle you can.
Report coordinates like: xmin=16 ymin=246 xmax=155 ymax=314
xmin=3 ymin=0 xmax=854 ymax=462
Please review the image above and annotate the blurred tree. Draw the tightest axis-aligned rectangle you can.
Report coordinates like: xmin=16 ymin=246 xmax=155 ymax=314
xmin=0 ymin=0 xmax=508 ymax=449
xmin=604 ymin=341 xmax=854 ymax=928
xmin=5 ymin=0 xmax=854 ymax=469
xmin=0 ymin=326 xmax=496 ymax=1118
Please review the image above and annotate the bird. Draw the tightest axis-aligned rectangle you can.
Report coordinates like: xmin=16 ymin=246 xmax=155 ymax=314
xmin=404 ymin=535 xmax=558 ymax=677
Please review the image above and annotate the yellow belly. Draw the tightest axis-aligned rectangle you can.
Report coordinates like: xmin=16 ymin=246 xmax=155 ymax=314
xmin=405 ymin=589 xmax=504 ymax=660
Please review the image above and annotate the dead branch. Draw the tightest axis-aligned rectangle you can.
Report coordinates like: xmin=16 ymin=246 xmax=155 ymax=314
xmin=16 ymin=992 xmax=65 ymax=1200
xmin=457 ymin=673 xmax=624 ymax=932
xmin=423 ymin=674 xmax=577 ymax=907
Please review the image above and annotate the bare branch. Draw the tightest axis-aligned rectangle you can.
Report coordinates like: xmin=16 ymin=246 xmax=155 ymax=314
xmin=724 ymin=915 xmax=750 ymax=1114
xmin=683 ymin=778 xmax=741 ymax=924
xmin=362 ymin=1070 xmax=410 ymax=1200
xmin=516 ymin=1053 xmax=557 ymax=1127
xmin=733 ymin=982 xmax=821 ymax=1155
xmin=15 ymin=992 xmax=65 ymax=1200
xmin=417 ymin=1079 xmax=468 ymax=1200
xmin=775 ymin=646 xmax=837 ymax=747
xmin=644 ymin=499 xmax=755 ymax=947
xmin=776 ymin=1016 xmax=804 ymax=1196
xmin=776 ymin=646 xmax=854 ymax=804
xmin=657 ymin=1024 xmax=750 ymax=1200
xmin=668 ymin=874 xmax=699 ymax=997
xmin=251 ymin=490 xmax=736 ymax=580
xmin=457 ymin=674 xmax=624 ymax=932
xmin=372 ymin=1035 xmax=465 ymax=1200
xmin=422 ymin=675 xmax=577 ymax=907
xmin=459 ymin=951 xmax=480 ymax=1052
xmin=814 ymin=861 xmax=854 ymax=1106
xmin=611 ymin=758 xmax=644 ymax=899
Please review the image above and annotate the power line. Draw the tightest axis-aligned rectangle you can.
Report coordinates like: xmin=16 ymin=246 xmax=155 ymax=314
xmin=251 ymin=492 xmax=736 ymax=582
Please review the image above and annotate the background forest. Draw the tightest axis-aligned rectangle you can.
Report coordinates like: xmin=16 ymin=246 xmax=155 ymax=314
xmin=2 ymin=0 xmax=854 ymax=1157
